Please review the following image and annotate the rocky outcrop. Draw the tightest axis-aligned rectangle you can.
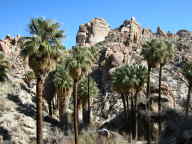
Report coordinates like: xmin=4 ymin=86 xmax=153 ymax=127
xmin=0 ymin=35 xmax=28 ymax=78
xmin=176 ymin=29 xmax=192 ymax=38
xmin=76 ymin=18 xmax=110 ymax=46
xmin=0 ymin=35 xmax=20 ymax=55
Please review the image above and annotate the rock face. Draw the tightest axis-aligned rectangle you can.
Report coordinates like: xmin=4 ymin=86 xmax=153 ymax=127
xmin=0 ymin=35 xmax=27 ymax=78
xmin=0 ymin=35 xmax=20 ymax=55
xmin=76 ymin=18 xmax=110 ymax=46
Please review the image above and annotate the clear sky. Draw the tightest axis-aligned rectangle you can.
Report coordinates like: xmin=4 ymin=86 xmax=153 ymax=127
xmin=0 ymin=0 xmax=191 ymax=48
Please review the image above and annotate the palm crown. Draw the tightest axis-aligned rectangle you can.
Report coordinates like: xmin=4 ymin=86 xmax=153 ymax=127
xmin=141 ymin=39 xmax=175 ymax=68
xmin=112 ymin=64 xmax=148 ymax=94
xmin=53 ymin=64 xmax=73 ymax=90
xmin=66 ymin=46 xmax=93 ymax=80
xmin=21 ymin=17 xmax=64 ymax=76
xmin=78 ymin=77 xmax=99 ymax=105
xmin=141 ymin=39 xmax=165 ymax=68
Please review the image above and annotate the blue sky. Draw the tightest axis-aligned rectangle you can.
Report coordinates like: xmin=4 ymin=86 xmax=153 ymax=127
xmin=0 ymin=0 xmax=191 ymax=48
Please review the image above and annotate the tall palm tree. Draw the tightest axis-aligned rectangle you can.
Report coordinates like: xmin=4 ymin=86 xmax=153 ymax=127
xmin=53 ymin=64 xmax=73 ymax=134
xmin=181 ymin=61 xmax=192 ymax=118
xmin=0 ymin=52 xmax=10 ymax=82
xmin=78 ymin=76 xmax=99 ymax=128
xmin=66 ymin=46 xmax=92 ymax=144
xmin=157 ymin=40 xmax=175 ymax=136
xmin=141 ymin=39 xmax=164 ymax=144
xmin=21 ymin=17 xmax=64 ymax=144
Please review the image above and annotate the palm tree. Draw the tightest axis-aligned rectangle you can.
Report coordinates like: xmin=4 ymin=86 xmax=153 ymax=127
xmin=141 ymin=39 xmax=164 ymax=143
xmin=21 ymin=17 xmax=64 ymax=144
xmin=43 ymin=71 xmax=56 ymax=118
xmin=181 ymin=61 xmax=192 ymax=118
xmin=0 ymin=52 xmax=10 ymax=82
xmin=86 ymin=46 xmax=99 ymax=126
xmin=54 ymin=64 xmax=73 ymax=134
xmin=66 ymin=46 xmax=92 ymax=144
xmin=112 ymin=64 xmax=147 ymax=143
xmin=112 ymin=65 xmax=131 ymax=115
xmin=131 ymin=64 xmax=148 ymax=141
xmin=157 ymin=40 xmax=175 ymax=136
xmin=78 ymin=76 xmax=99 ymax=128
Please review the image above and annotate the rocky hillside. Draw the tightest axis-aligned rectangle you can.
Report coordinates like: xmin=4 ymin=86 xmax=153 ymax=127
xmin=76 ymin=17 xmax=189 ymax=112
xmin=0 ymin=17 xmax=192 ymax=143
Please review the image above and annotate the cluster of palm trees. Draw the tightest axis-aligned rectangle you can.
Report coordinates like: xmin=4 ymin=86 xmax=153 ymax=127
xmin=111 ymin=38 xmax=175 ymax=143
xmin=112 ymin=64 xmax=148 ymax=142
xmin=19 ymin=17 xmax=99 ymax=144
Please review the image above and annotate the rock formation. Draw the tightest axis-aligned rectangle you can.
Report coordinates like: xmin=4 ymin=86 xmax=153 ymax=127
xmin=76 ymin=18 xmax=110 ymax=46
xmin=76 ymin=17 xmax=191 ymax=130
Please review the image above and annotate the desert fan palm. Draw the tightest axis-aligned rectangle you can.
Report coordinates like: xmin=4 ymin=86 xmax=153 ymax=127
xmin=53 ymin=64 xmax=73 ymax=134
xmin=112 ymin=64 xmax=147 ymax=142
xmin=20 ymin=17 xmax=64 ymax=144
xmin=65 ymin=46 xmax=93 ymax=144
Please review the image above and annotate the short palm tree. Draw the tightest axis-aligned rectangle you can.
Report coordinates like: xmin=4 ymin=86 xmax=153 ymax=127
xmin=130 ymin=64 xmax=148 ymax=141
xmin=112 ymin=64 xmax=147 ymax=142
xmin=86 ymin=46 xmax=99 ymax=126
xmin=0 ymin=52 xmax=10 ymax=82
xmin=181 ymin=61 xmax=192 ymax=118
xmin=66 ymin=46 xmax=92 ymax=144
xmin=54 ymin=64 xmax=73 ymax=134
xmin=112 ymin=65 xmax=132 ymax=114
xmin=21 ymin=17 xmax=64 ymax=144
xmin=78 ymin=76 xmax=99 ymax=128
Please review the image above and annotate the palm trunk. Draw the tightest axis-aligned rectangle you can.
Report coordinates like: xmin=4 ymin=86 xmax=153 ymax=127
xmin=82 ymin=101 xmax=89 ymax=129
xmin=73 ymin=80 xmax=79 ymax=144
xmin=158 ymin=64 xmax=162 ymax=139
xmin=121 ymin=94 xmax=127 ymax=118
xmin=88 ymin=75 xmax=91 ymax=124
xmin=185 ymin=84 xmax=192 ymax=118
xmin=130 ymin=94 xmax=134 ymax=144
xmin=77 ymin=96 xmax=81 ymax=132
xmin=126 ymin=94 xmax=131 ymax=143
xmin=58 ymin=88 xmax=64 ymax=121
xmin=147 ymin=66 xmax=151 ymax=144
xmin=48 ymin=101 xmax=53 ymax=118
xmin=58 ymin=88 xmax=70 ymax=135
xmin=134 ymin=90 xmax=139 ymax=143
xmin=36 ymin=76 xmax=44 ymax=144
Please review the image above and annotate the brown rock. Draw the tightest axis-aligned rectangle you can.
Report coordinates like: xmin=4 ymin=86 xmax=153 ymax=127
xmin=76 ymin=18 xmax=110 ymax=46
